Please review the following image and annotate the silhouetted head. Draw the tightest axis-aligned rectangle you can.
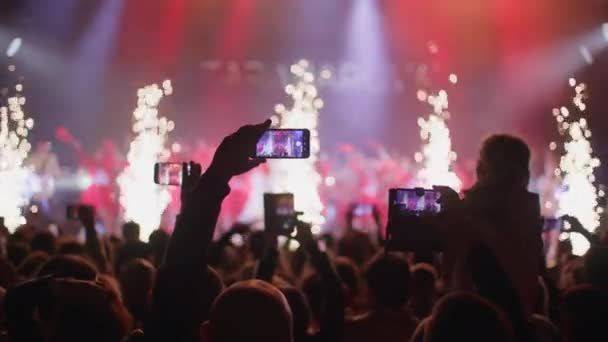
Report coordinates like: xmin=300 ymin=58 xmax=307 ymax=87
xmin=280 ymin=286 xmax=310 ymax=339
xmin=7 ymin=241 xmax=30 ymax=268
xmin=199 ymin=266 xmax=225 ymax=323
xmin=301 ymin=274 xmax=323 ymax=323
xmin=364 ymin=252 xmax=411 ymax=310
xmin=6 ymin=278 xmax=132 ymax=342
xmin=335 ymin=256 xmax=361 ymax=309
xmin=0 ymin=258 xmax=17 ymax=289
xmin=409 ymin=263 xmax=438 ymax=318
xmin=584 ymin=246 xmax=608 ymax=288
xmin=148 ymin=229 xmax=169 ymax=266
xmin=426 ymin=292 xmax=514 ymax=342
xmin=476 ymin=134 xmax=530 ymax=189
xmin=119 ymin=258 xmax=156 ymax=323
xmin=30 ymin=231 xmax=57 ymax=255
xmin=204 ymin=279 xmax=293 ymax=342
xmin=560 ymin=285 xmax=608 ymax=342
xmin=17 ymin=251 xmax=50 ymax=279
xmin=122 ymin=221 xmax=141 ymax=242
xmin=335 ymin=256 xmax=361 ymax=296
xmin=56 ymin=238 xmax=86 ymax=256
xmin=37 ymin=254 xmax=97 ymax=281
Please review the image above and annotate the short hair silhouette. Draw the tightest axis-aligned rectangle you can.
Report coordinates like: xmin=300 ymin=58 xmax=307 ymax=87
xmin=364 ymin=253 xmax=411 ymax=310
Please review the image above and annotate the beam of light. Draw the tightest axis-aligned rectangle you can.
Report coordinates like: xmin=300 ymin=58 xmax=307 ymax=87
xmin=553 ymin=78 xmax=603 ymax=256
xmin=0 ymin=67 xmax=34 ymax=230
xmin=336 ymin=0 xmax=391 ymax=141
xmin=602 ymin=23 xmax=608 ymax=42
xmin=117 ymin=80 xmax=174 ymax=242
xmin=414 ymin=85 xmax=462 ymax=192
xmin=268 ymin=60 xmax=325 ymax=231
xmin=70 ymin=0 xmax=124 ymax=134
xmin=492 ymin=27 xmax=608 ymax=121
xmin=6 ymin=38 xmax=22 ymax=57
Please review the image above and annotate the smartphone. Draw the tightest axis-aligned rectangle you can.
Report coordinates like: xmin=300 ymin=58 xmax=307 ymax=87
xmin=389 ymin=188 xmax=442 ymax=218
xmin=264 ymin=193 xmax=296 ymax=232
xmin=386 ymin=188 xmax=442 ymax=252
xmin=255 ymin=129 xmax=310 ymax=159
xmin=154 ymin=162 xmax=183 ymax=186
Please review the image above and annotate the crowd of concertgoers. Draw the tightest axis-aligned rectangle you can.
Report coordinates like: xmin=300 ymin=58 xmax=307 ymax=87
xmin=0 ymin=119 xmax=606 ymax=341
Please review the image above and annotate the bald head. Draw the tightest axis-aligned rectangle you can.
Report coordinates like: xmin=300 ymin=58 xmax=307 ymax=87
xmin=206 ymin=280 xmax=293 ymax=342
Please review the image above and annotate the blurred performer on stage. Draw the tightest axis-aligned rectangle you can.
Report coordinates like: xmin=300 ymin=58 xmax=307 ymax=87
xmin=56 ymin=127 xmax=125 ymax=233
xmin=25 ymin=141 xmax=61 ymax=213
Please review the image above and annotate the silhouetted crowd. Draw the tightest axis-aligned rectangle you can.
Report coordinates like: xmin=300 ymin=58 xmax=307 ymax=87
xmin=0 ymin=120 xmax=606 ymax=342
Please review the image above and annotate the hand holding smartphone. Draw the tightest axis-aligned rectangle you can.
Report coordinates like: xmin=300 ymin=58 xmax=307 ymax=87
xmin=153 ymin=129 xmax=309 ymax=186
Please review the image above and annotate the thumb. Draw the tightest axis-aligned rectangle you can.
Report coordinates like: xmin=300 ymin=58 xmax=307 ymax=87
xmin=253 ymin=119 xmax=272 ymax=134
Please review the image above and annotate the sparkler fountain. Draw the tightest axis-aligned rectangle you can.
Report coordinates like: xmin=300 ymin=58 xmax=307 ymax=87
xmin=414 ymin=77 xmax=462 ymax=192
xmin=268 ymin=60 xmax=327 ymax=232
xmin=117 ymin=80 xmax=174 ymax=241
xmin=552 ymin=78 xmax=603 ymax=255
xmin=0 ymin=65 xmax=34 ymax=230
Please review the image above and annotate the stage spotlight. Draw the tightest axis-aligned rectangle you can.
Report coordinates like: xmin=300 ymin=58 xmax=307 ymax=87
xmin=602 ymin=23 xmax=608 ymax=42
xmin=6 ymin=37 xmax=22 ymax=57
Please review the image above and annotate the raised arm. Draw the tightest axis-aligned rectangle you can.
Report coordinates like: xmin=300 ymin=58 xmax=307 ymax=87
xmin=147 ymin=120 xmax=270 ymax=341
xmin=562 ymin=215 xmax=599 ymax=247
xmin=298 ymin=223 xmax=344 ymax=342
xmin=79 ymin=205 xmax=111 ymax=274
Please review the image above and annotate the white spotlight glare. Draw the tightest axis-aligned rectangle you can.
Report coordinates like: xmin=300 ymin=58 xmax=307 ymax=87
xmin=602 ymin=23 xmax=608 ymax=42
xmin=6 ymin=38 xmax=22 ymax=57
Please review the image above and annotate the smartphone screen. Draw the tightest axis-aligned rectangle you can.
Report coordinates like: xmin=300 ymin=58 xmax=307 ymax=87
xmin=255 ymin=129 xmax=310 ymax=158
xmin=154 ymin=162 xmax=183 ymax=186
xmin=389 ymin=188 xmax=442 ymax=217
xmin=264 ymin=193 xmax=296 ymax=232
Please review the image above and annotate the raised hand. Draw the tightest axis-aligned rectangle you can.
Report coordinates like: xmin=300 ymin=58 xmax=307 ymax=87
xmin=77 ymin=205 xmax=96 ymax=231
xmin=561 ymin=215 xmax=585 ymax=233
xmin=433 ymin=185 xmax=461 ymax=211
xmin=206 ymin=119 xmax=271 ymax=183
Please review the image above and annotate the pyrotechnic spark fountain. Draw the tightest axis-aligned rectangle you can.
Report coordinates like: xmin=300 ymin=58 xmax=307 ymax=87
xmin=0 ymin=65 xmax=34 ymax=230
xmin=269 ymin=60 xmax=326 ymax=232
xmin=414 ymin=83 xmax=461 ymax=192
xmin=552 ymin=78 xmax=603 ymax=255
xmin=117 ymin=80 xmax=174 ymax=241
